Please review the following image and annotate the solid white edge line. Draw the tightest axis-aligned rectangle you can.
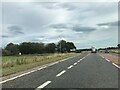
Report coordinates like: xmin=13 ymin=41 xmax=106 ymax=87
xmin=56 ymin=70 xmax=66 ymax=77
xmin=1 ymin=54 xmax=80 ymax=84
xmin=67 ymin=65 xmax=73 ymax=69
xmin=112 ymin=63 xmax=120 ymax=69
xmin=99 ymin=54 xmax=120 ymax=69
xmin=106 ymin=59 xmax=110 ymax=62
xmin=36 ymin=81 xmax=51 ymax=89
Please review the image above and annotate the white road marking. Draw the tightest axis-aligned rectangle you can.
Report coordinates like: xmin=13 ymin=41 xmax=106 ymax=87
xmin=112 ymin=63 xmax=120 ymax=69
xmin=37 ymin=66 xmax=47 ymax=70
xmin=74 ymin=62 xmax=77 ymax=65
xmin=0 ymin=55 xmax=79 ymax=84
xmin=106 ymin=59 xmax=110 ymax=62
xmin=0 ymin=70 xmax=38 ymax=84
xmin=77 ymin=53 xmax=90 ymax=63
xmin=56 ymin=70 xmax=66 ymax=77
xmin=36 ymin=81 xmax=51 ymax=89
xmin=0 ymin=66 xmax=48 ymax=84
xmin=67 ymin=65 xmax=73 ymax=69
xmin=99 ymin=54 xmax=120 ymax=69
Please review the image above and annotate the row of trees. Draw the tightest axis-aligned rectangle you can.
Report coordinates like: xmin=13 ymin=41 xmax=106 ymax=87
xmin=2 ymin=40 xmax=76 ymax=56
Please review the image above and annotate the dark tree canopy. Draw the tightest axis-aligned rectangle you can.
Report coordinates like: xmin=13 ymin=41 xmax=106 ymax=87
xmin=45 ymin=43 xmax=56 ymax=53
xmin=5 ymin=43 xmax=19 ymax=55
xmin=118 ymin=44 xmax=120 ymax=48
xmin=19 ymin=42 xmax=45 ymax=54
xmin=57 ymin=40 xmax=76 ymax=53
xmin=2 ymin=40 xmax=76 ymax=56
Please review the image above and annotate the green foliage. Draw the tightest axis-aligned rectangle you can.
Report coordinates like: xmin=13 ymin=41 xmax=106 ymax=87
xmin=45 ymin=43 xmax=56 ymax=53
xmin=2 ymin=40 xmax=76 ymax=56
xmin=57 ymin=40 xmax=76 ymax=53
xmin=2 ymin=49 xmax=11 ymax=56
xmin=3 ymin=43 xmax=19 ymax=56
xmin=117 ymin=44 xmax=120 ymax=48
xmin=19 ymin=42 xmax=45 ymax=54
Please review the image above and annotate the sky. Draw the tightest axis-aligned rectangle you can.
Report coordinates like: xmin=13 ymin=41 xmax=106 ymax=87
xmin=1 ymin=0 xmax=119 ymax=49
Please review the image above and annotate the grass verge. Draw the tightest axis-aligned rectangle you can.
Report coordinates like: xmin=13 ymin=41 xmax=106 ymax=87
xmin=2 ymin=53 xmax=77 ymax=76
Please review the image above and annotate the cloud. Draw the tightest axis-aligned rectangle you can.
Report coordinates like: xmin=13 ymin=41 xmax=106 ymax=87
xmin=97 ymin=21 xmax=119 ymax=27
xmin=38 ymin=2 xmax=76 ymax=11
xmin=49 ymin=23 xmax=68 ymax=29
xmin=1 ymin=2 xmax=118 ymax=48
xmin=1 ymin=35 xmax=10 ymax=38
xmin=72 ymin=25 xmax=96 ymax=33
xmin=7 ymin=25 xmax=25 ymax=35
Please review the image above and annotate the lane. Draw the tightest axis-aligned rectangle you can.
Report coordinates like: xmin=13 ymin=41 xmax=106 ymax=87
xmin=2 ymin=52 xmax=88 ymax=89
xmin=45 ymin=53 xmax=118 ymax=88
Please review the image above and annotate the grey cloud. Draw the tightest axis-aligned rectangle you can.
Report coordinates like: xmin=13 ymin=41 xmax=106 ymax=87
xmin=1 ymin=35 xmax=10 ymax=38
xmin=50 ymin=23 xmax=96 ymax=33
xmin=97 ymin=21 xmax=119 ymax=26
xmin=72 ymin=25 xmax=96 ymax=33
xmin=55 ymin=3 xmax=76 ymax=11
xmin=39 ymin=2 xmax=76 ymax=11
xmin=49 ymin=23 xmax=68 ymax=29
xmin=7 ymin=25 xmax=25 ymax=35
xmin=55 ymin=30 xmax=64 ymax=32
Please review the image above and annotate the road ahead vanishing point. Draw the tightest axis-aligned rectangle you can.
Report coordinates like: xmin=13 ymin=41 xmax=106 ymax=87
xmin=1 ymin=52 xmax=119 ymax=89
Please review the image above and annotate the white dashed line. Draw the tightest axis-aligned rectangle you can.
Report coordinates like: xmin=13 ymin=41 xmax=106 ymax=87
xmin=112 ymin=63 xmax=120 ymax=69
xmin=67 ymin=65 xmax=73 ymax=69
xmin=56 ymin=70 xmax=66 ymax=77
xmin=36 ymin=81 xmax=51 ymax=89
xmin=0 ymin=54 xmax=80 ymax=84
xmin=73 ymin=62 xmax=77 ymax=65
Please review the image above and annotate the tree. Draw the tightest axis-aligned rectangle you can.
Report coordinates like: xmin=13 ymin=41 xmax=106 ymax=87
xmin=5 ymin=43 xmax=19 ymax=55
xmin=117 ymin=44 xmax=120 ymax=48
xmin=57 ymin=40 xmax=67 ymax=53
xmin=19 ymin=42 xmax=45 ymax=54
xmin=66 ymin=42 xmax=76 ymax=52
xmin=57 ymin=40 xmax=76 ymax=53
xmin=45 ymin=43 xmax=56 ymax=53
xmin=2 ymin=49 xmax=11 ymax=56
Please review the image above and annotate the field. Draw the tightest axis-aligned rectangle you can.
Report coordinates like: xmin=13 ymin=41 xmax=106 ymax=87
xmin=2 ymin=53 xmax=77 ymax=76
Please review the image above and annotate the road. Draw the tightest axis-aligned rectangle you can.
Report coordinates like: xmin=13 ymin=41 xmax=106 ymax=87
xmin=2 ymin=53 xmax=119 ymax=89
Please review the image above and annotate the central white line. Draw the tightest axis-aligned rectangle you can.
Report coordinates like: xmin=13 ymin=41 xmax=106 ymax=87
xmin=67 ymin=65 xmax=73 ymax=69
xmin=56 ymin=70 xmax=66 ymax=77
xmin=74 ymin=62 xmax=77 ymax=65
xmin=37 ymin=81 xmax=51 ymax=89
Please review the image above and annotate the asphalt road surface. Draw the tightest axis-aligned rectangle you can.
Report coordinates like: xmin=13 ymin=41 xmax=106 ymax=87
xmin=2 ymin=53 xmax=119 ymax=89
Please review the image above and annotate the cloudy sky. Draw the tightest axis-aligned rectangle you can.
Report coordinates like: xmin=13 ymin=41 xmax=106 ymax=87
xmin=1 ymin=1 xmax=118 ymax=49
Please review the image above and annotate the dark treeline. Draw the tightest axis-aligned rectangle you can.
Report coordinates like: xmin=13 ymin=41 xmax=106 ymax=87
xmin=75 ymin=48 xmax=91 ymax=53
xmin=98 ymin=45 xmax=119 ymax=51
xmin=2 ymin=40 xmax=76 ymax=56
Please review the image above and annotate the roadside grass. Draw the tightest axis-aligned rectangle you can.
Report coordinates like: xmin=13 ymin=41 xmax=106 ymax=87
xmin=2 ymin=53 xmax=77 ymax=76
xmin=110 ymin=49 xmax=120 ymax=54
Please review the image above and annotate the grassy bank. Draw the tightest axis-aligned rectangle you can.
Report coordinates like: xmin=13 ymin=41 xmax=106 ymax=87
xmin=2 ymin=53 xmax=77 ymax=76
xmin=110 ymin=49 xmax=120 ymax=54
